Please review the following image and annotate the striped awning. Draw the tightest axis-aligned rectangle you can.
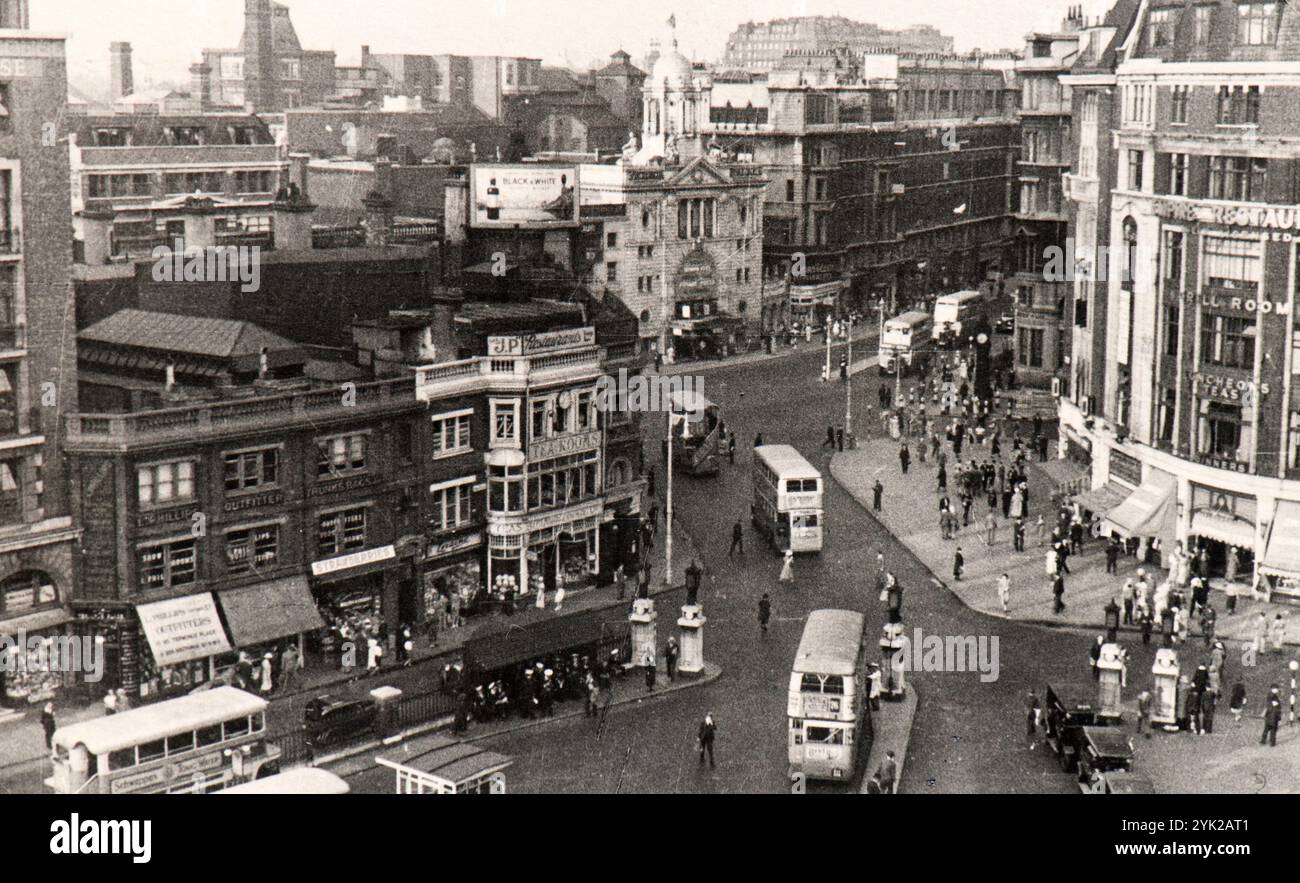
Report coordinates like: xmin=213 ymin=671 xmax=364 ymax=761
xmin=1074 ymin=482 xmax=1130 ymax=516
xmin=1189 ymin=511 xmax=1255 ymax=550
xmin=1039 ymin=458 xmax=1088 ymax=494
xmin=1261 ymin=501 xmax=1300 ymax=579
xmin=1105 ymin=469 xmax=1176 ymax=539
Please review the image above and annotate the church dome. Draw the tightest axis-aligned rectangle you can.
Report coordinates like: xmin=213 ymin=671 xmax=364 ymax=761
xmin=652 ymin=47 xmax=693 ymax=88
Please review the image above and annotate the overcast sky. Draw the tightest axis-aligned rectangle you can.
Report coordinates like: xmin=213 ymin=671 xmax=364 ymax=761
xmin=36 ymin=0 xmax=1073 ymax=92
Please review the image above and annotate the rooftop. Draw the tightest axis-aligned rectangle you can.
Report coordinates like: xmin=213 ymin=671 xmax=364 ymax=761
xmin=80 ymin=309 xmax=300 ymax=360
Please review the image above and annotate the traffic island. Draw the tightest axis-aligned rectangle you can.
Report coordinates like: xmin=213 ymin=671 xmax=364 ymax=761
xmin=860 ymin=685 xmax=919 ymax=794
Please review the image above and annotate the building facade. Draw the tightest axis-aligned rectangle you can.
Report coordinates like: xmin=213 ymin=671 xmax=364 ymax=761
xmin=200 ymin=0 xmax=337 ymax=111
xmin=1059 ymin=0 xmax=1300 ymax=601
xmin=0 ymin=20 xmax=81 ymax=706
xmin=1011 ymin=23 xmax=1082 ymax=390
xmin=722 ymin=16 xmax=954 ymax=71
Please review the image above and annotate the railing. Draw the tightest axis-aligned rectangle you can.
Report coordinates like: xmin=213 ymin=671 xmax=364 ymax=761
xmin=64 ymin=376 xmax=418 ymax=445
xmin=414 ymin=350 xmax=602 ymax=401
xmin=111 ymin=233 xmax=170 ymax=258
xmin=312 ymin=226 xmax=367 ymax=249
xmin=389 ymin=221 xmax=442 ymax=244
xmin=215 ymin=231 xmax=274 ymax=249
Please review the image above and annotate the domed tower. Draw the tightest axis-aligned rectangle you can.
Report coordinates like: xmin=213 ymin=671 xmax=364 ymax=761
xmin=636 ymin=16 xmax=706 ymax=163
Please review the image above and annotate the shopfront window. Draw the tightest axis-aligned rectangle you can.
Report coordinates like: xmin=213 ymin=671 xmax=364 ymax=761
xmin=318 ymin=508 xmax=366 ymax=557
xmin=488 ymin=465 xmax=524 ymax=513
xmin=225 ymin=524 xmax=279 ymax=575
xmin=138 ymin=540 xmax=197 ymax=592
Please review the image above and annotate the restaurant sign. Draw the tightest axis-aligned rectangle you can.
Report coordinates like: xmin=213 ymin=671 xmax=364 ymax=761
xmin=1193 ymin=373 xmax=1268 ymax=405
xmin=488 ymin=327 xmax=596 ymax=357
xmin=1155 ymin=198 xmax=1300 ymax=238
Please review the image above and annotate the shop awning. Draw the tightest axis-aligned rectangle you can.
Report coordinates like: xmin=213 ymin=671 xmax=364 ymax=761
xmin=1260 ymin=501 xmax=1300 ymax=579
xmin=464 ymin=603 xmax=630 ymax=673
xmin=1104 ymin=470 xmax=1176 ymax=539
xmin=217 ymin=576 xmax=324 ymax=648
xmin=1189 ymin=511 xmax=1256 ymax=550
xmin=1039 ymin=458 xmax=1088 ymax=495
xmin=1073 ymin=482 xmax=1130 ymax=516
xmin=137 ymin=593 xmax=232 ymax=667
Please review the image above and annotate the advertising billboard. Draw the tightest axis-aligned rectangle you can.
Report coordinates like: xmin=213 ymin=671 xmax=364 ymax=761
xmin=471 ymin=164 xmax=579 ymax=228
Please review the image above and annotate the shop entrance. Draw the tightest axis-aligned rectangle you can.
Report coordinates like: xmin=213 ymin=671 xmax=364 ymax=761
xmin=1190 ymin=535 xmax=1252 ymax=583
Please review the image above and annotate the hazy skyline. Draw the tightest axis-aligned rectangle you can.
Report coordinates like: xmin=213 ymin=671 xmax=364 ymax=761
xmin=35 ymin=0 xmax=1074 ymax=95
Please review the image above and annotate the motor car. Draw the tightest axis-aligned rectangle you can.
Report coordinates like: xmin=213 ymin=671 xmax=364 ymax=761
xmin=1083 ymin=770 xmax=1156 ymax=794
xmin=1075 ymin=725 xmax=1135 ymax=786
xmin=1043 ymin=684 xmax=1107 ymax=772
xmin=304 ymin=694 xmax=377 ymax=749
xmin=995 ymin=314 xmax=1014 ymax=335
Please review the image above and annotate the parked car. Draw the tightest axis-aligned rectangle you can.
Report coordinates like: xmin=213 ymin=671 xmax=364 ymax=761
xmin=994 ymin=314 xmax=1014 ymax=335
xmin=1043 ymin=684 xmax=1107 ymax=772
xmin=1075 ymin=726 xmax=1135 ymax=786
xmin=1084 ymin=770 xmax=1156 ymax=794
xmin=304 ymin=694 xmax=377 ymax=750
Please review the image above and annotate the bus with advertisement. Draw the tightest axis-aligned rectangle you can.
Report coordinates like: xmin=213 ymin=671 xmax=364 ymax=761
xmin=878 ymin=311 xmax=933 ymax=375
xmin=669 ymin=388 xmax=721 ymax=476
xmin=932 ymin=290 xmax=987 ymax=346
xmin=788 ymin=609 xmax=871 ymax=783
xmin=45 ymin=686 xmax=281 ymax=794
xmin=752 ymin=445 xmax=824 ymax=552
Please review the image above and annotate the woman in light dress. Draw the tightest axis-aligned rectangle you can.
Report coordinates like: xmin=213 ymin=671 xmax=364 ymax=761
xmin=779 ymin=549 xmax=795 ymax=585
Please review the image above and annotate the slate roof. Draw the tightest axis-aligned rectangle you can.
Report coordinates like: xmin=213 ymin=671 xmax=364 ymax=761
xmin=80 ymin=309 xmax=300 ymax=359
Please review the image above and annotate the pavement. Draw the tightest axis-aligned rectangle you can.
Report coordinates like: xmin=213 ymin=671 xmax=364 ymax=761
xmin=830 ymin=414 xmax=1300 ymax=795
xmin=0 ymin=520 xmax=707 ymax=792
xmin=861 ymin=687 xmax=919 ymax=794
xmin=830 ymin=435 xmax=1298 ymax=648
xmin=656 ymin=323 xmax=878 ymax=377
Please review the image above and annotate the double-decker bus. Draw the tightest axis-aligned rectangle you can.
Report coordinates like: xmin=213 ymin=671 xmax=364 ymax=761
xmin=878 ymin=311 xmax=933 ymax=375
xmin=46 ymin=687 xmax=281 ymax=794
xmin=788 ymin=609 xmax=871 ymax=782
xmin=932 ymin=290 xmax=986 ymax=345
xmin=669 ymin=389 xmax=721 ymax=476
xmin=752 ymin=445 xmax=824 ymax=552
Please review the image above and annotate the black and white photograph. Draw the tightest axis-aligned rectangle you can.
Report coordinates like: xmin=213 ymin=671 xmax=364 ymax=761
xmin=0 ymin=0 xmax=1291 ymax=863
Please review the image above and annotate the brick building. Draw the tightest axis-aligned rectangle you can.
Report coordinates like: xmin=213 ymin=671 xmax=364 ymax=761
xmin=0 ymin=13 xmax=81 ymax=706
xmin=200 ymin=0 xmax=337 ymax=112
xmin=722 ymin=16 xmax=954 ymax=71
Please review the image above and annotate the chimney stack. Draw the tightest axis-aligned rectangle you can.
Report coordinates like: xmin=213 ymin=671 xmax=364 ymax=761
xmin=110 ymin=42 xmax=134 ymax=100
xmin=0 ymin=0 xmax=28 ymax=29
xmin=243 ymin=0 xmax=277 ymax=112
xmin=190 ymin=62 xmax=212 ymax=112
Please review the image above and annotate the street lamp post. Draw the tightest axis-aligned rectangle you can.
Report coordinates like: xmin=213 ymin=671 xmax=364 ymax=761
xmin=665 ymin=410 xmax=674 ymax=586
xmin=845 ymin=331 xmax=854 ymax=446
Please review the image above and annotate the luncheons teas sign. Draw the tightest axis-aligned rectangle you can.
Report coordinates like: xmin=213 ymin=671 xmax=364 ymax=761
xmin=470 ymin=165 xmax=578 ymax=228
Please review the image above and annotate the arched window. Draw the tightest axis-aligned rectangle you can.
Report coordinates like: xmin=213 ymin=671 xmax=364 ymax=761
xmin=0 ymin=570 xmax=58 ymax=615
xmin=1122 ymin=217 xmax=1138 ymax=285
xmin=609 ymin=459 xmax=631 ymax=487
xmin=642 ymin=209 xmax=651 ymax=228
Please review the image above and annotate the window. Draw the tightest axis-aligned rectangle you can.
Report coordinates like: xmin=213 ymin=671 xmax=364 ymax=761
xmin=606 ymin=232 xmax=617 ymax=248
xmin=1208 ymin=156 xmax=1266 ymax=201
xmin=1289 ymin=412 xmax=1300 ymax=469
xmin=225 ymin=524 xmax=279 ymax=574
xmin=1237 ymin=2 xmax=1277 ymax=45
xmin=1217 ymin=85 xmax=1261 ymax=124
xmin=1157 ymin=387 xmax=1177 ymax=443
xmin=431 ymin=478 xmax=474 ymax=531
xmin=1198 ymin=400 xmax=1244 ymax=460
xmin=813 ymin=177 xmax=827 ymax=201
xmin=86 ymin=173 xmax=153 ymax=198
xmin=1162 ymin=230 xmax=1185 ymax=287
xmin=0 ymin=456 xmax=18 ymax=523
xmin=1147 ymin=8 xmax=1175 ymax=47
xmin=488 ymin=464 xmax=524 ymax=513
xmin=606 ymin=261 xmax=618 ymax=282
xmin=1127 ymin=149 xmax=1144 ymax=191
xmin=163 ymin=171 xmax=224 ymax=194
xmin=232 ymin=170 xmax=273 ymax=193
xmin=786 ymin=179 xmax=795 ymax=201
xmin=316 ymin=434 xmax=367 ymax=477
xmin=1169 ymin=153 xmax=1189 ymax=195
xmin=1017 ymin=327 xmax=1045 ymax=368
xmin=490 ymin=399 xmax=519 ymax=446
xmin=1203 ymin=235 xmax=1260 ymax=288
xmin=165 ymin=126 xmax=205 ymax=146
xmin=1200 ymin=314 xmax=1256 ymax=368
xmin=0 ymin=570 xmax=56 ymax=615
xmin=138 ymin=460 xmax=196 ymax=506
xmin=431 ymin=410 xmax=472 ymax=457
xmin=1171 ymin=86 xmax=1189 ymax=124
xmin=1164 ymin=303 xmax=1181 ymax=356
xmin=223 ymin=448 xmax=278 ymax=492
xmin=317 ymin=508 xmax=366 ymax=557
xmin=1195 ymin=5 xmax=1213 ymax=43
xmin=526 ymin=450 xmax=600 ymax=511
xmin=138 ymin=540 xmax=197 ymax=591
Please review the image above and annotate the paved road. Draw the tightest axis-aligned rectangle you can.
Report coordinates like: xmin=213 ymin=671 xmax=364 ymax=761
xmin=480 ymin=335 xmax=1100 ymax=793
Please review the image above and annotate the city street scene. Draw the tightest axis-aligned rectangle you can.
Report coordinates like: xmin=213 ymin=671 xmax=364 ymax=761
xmin=0 ymin=0 xmax=1294 ymax=855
